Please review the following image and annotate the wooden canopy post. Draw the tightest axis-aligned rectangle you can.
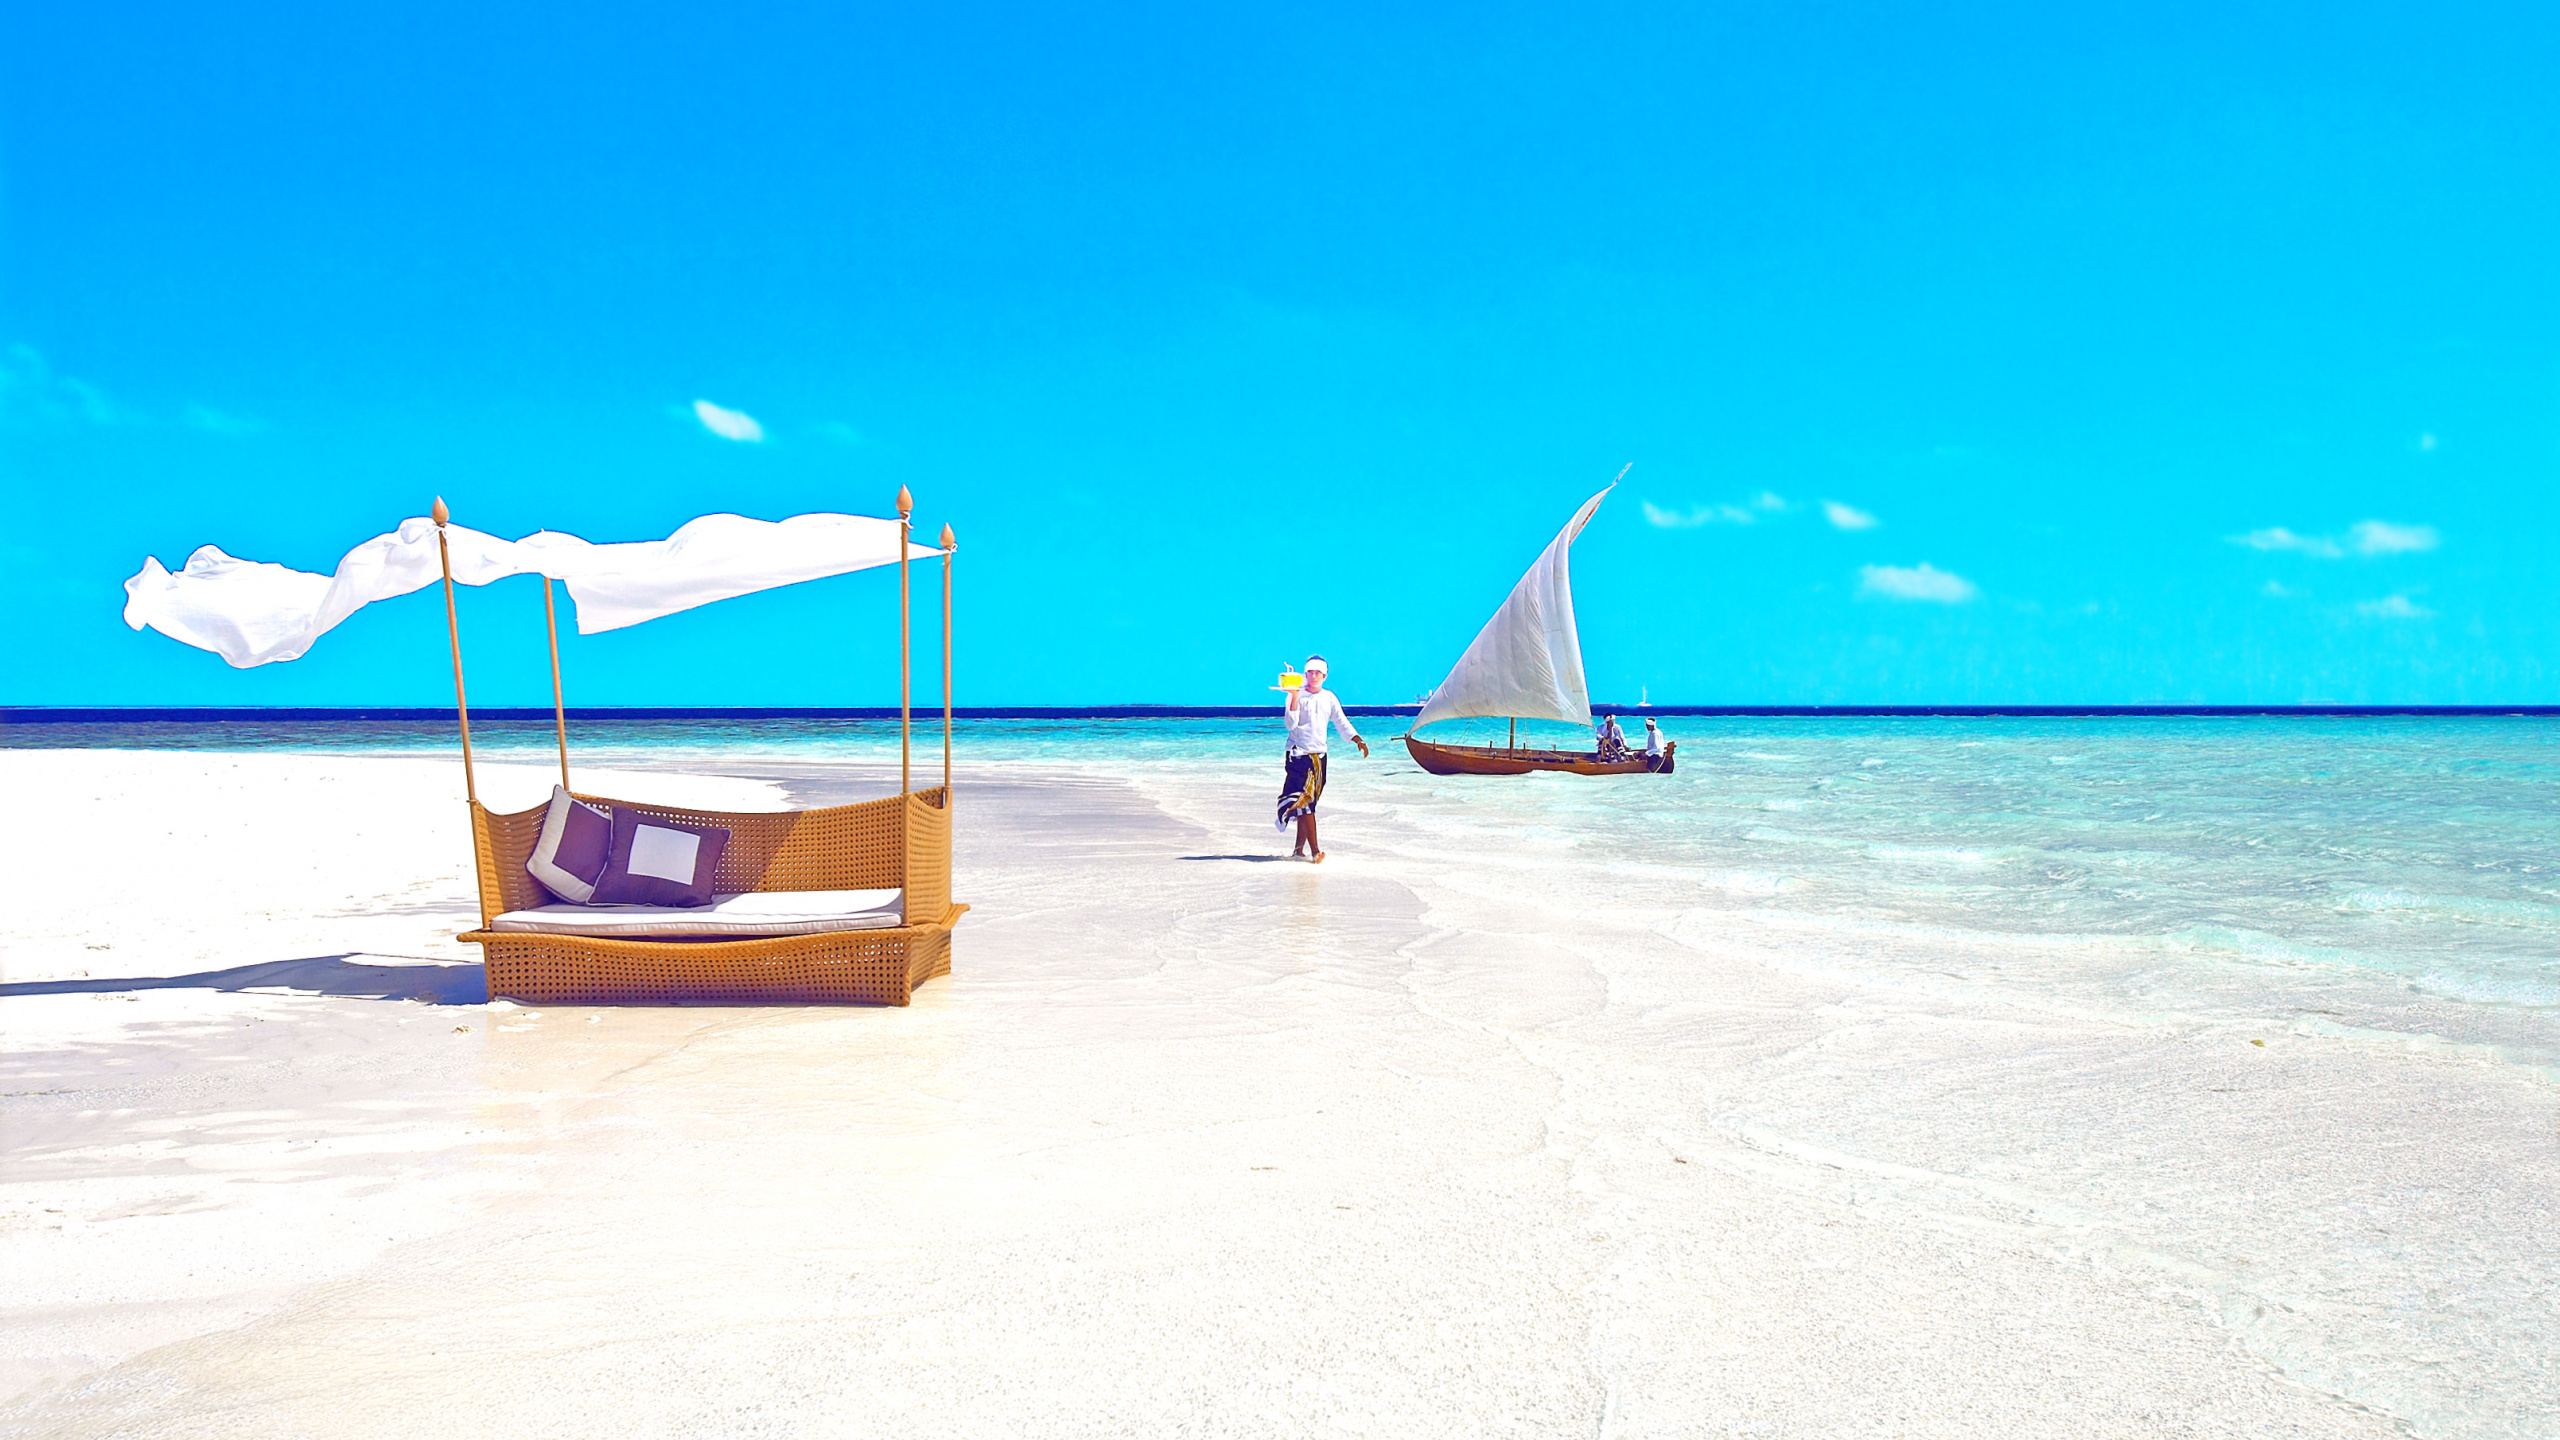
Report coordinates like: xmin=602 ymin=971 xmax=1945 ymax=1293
xmin=940 ymin=523 xmax=955 ymax=797
xmin=542 ymin=576 xmax=570 ymax=790
xmin=897 ymin=486 xmax=913 ymax=797
xmin=431 ymin=497 xmax=478 ymax=805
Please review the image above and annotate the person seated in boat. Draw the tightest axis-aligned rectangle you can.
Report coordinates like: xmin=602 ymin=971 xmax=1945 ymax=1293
xmin=1642 ymin=717 xmax=1665 ymax=758
xmin=1596 ymin=713 xmax=1629 ymax=761
xmin=1276 ymin=655 xmax=1367 ymax=863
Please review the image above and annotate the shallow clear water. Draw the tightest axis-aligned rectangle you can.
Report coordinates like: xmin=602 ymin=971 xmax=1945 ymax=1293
xmin=986 ymin=715 xmax=2552 ymax=1076
xmin=13 ymin=715 xmax=2556 ymax=1062
xmin=1343 ymin=717 xmax=2560 ymax=1071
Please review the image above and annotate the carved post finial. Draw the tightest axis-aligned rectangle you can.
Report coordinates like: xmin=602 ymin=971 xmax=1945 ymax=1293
xmin=432 ymin=496 xmax=449 ymax=526
xmin=939 ymin=523 xmax=955 ymax=551
xmin=896 ymin=486 xmax=913 ymax=518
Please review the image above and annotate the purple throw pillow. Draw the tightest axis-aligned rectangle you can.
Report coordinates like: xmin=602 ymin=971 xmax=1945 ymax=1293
xmin=590 ymin=810 xmax=731 ymax=908
xmin=525 ymin=786 xmax=614 ymax=903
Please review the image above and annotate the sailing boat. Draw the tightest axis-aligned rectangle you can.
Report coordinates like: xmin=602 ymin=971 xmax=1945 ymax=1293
xmin=1401 ymin=475 xmax=1675 ymax=777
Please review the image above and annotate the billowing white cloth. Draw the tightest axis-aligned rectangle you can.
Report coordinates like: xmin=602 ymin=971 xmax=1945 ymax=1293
xmin=123 ymin=513 xmax=946 ymax=668
xmin=1413 ymin=486 xmax=1609 ymax=731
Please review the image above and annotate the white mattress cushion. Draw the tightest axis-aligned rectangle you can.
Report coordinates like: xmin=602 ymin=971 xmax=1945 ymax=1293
xmin=490 ymin=888 xmax=904 ymax=938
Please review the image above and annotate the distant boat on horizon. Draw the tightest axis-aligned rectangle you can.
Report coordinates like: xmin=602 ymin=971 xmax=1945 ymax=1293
xmin=1401 ymin=470 xmax=1674 ymax=778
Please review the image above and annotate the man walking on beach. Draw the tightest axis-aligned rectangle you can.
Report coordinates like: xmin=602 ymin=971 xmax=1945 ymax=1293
xmin=1277 ymin=655 xmax=1367 ymax=862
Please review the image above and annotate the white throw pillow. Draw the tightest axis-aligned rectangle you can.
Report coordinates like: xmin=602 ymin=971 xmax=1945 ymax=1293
xmin=525 ymin=785 xmax=614 ymax=904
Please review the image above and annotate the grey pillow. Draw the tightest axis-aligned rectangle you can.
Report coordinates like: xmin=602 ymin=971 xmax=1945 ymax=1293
xmin=525 ymin=786 xmax=614 ymax=904
xmin=591 ymin=810 xmax=731 ymax=908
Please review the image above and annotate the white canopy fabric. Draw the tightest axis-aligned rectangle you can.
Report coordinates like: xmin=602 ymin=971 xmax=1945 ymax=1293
xmin=123 ymin=512 xmax=946 ymax=668
xmin=1412 ymin=486 xmax=1610 ymax=732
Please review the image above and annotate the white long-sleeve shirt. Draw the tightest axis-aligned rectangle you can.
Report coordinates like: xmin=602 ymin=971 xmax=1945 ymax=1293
xmin=1642 ymin=724 xmax=1665 ymax=755
xmin=1284 ymin=688 xmax=1362 ymax=755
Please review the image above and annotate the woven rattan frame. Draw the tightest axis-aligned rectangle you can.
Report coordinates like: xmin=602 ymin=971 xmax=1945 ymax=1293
xmin=458 ymin=787 xmax=962 ymax=1005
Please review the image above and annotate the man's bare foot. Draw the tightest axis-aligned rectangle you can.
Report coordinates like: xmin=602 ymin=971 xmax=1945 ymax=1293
xmin=1310 ymin=850 xmax=1326 ymax=864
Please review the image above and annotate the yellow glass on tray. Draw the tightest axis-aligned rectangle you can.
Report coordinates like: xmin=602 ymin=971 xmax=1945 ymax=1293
xmin=1278 ymin=670 xmax=1304 ymax=691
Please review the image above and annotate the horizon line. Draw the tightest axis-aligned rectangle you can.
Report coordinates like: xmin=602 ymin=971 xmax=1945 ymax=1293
xmin=7 ymin=704 xmax=2559 ymax=724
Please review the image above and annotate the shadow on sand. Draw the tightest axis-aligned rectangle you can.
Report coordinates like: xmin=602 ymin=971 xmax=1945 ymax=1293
xmin=3 ymin=956 xmax=489 ymax=1005
xmin=1177 ymin=855 xmax=1310 ymax=864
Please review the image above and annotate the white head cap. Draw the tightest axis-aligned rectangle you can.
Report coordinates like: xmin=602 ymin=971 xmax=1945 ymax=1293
xmin=1304 ymin=654 xmax=1328 ymax=675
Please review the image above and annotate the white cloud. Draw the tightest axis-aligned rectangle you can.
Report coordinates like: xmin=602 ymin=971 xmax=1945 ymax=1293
xmin=183 ymin=402 xmax=269 ymax=437
xmin=2231 ymin=526 xmax=2344 ymax=559
xmin=1643 ymin=491 xmax=1790 ymax=528
xmin=2357 ymin=594 xmax=2434 ymax=620
xmin=1 ymin=343 xmax=273 ymax=436
xmin=692 ymin=398 xmax=765 ymax=443
xmin=1858 ymin=562 xmax=1977 ymax=604
xmin=2262 ymin=580 xmax=2295 ymax=597
xmin=2349 ymin=520 xmax=2438 ymax=556
xmin=0 ymin=343 xmax=134 ymax=426
xmin=1822 ymin=500 xmax=1879 ymax=531
xmin=1643 ymin=500 xmax=1758 ymax=527
xmin=2230 ymin=519 xmax=2440 ymax=560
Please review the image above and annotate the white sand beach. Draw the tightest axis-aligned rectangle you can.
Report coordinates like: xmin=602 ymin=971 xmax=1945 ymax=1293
xmin=4 ymin=743 xmax=2551 ymax=1438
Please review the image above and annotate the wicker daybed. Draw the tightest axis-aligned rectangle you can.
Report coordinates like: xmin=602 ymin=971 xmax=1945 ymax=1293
xmin=424 ymin=489 xmax=965 ymax=1006
xmin=457 ymin=787 xmax=964 ymax=1006
xmin=123 ymin=488 xmax=965 ymax=1005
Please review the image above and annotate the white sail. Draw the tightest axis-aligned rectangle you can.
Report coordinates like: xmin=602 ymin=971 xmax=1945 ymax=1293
xmin=1413 ymin=486 xmax=1611 ymax=732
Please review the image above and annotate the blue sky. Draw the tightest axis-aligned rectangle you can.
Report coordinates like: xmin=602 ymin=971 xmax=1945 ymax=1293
xmin=5 ymin=1 xmax=2555 ymax=707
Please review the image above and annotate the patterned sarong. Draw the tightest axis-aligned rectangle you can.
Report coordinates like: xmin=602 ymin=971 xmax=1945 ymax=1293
xmin=1275 ymin=750 xmax=1328 ymax=832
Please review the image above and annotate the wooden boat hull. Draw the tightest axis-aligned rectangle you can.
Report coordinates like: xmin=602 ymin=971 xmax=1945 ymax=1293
xmin=1404 ymin=734 xmax=1675 ymax=776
